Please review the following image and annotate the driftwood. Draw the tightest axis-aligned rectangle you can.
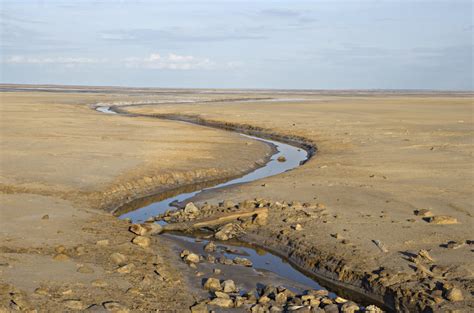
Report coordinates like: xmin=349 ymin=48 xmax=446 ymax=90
xmin=162 ymin=207 xmax=268 ymax=232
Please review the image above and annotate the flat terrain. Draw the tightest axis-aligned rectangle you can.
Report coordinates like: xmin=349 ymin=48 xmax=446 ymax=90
xmin=0 ymin=90 xmax=271 ymax=311
xmin=0 ymin=86 xmax=472 ymax=312
xmin=125 ymin=92 xmax=474 ymax=311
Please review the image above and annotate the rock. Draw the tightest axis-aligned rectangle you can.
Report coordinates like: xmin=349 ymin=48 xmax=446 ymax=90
xmin=251 ymin=304 xmax=268 ymax=313
xmin=215 ymin=223 xmax=236 ymax=241
xmin=323 ymin=304 xmax=339 ymax=313
xmin=414 ymin=209 xmax=433 ymax=217
xmin=445 ymin=287 xmax=463 ymax=301
xmin=132 ymin=236 xmax=151 ymax=248
xmin=292 ymin=224 xmax=303 ymax=231
xmin=222 ymin=279 xmax=237 ymax=293
xmin=129 ymin=223 xmax=162 ymax=236
xmin=334 ymin=296 xmax=348 ymax=304
xmin=233 ymin=257 xmax=252 ymax=267
xmin=214 ymin=291 xmax=230 ymax=299
xmin=424 ymin=215 xmax=458 ymax=224
xmin=103 ymin=301 xmax=129 ymax=312
xmin=116 ymin=263 xmax=135 ymax=274
xmin=110 ymin=252 xmax=127 ymax=265
xmin=204 ymin=277 xmax=222 ymax=291
xmin=53 ymin=253 xmax=69 ymax=261
xmin=277 ymin=156 xmax=287 ymax=162
xmin=341 ymin=301 xmax=359 ymax=313
xmin=41 ymin=214 xmax=49 ymax=220
xmin=77 ymin=265 xmax=94 ymax=274
xmin=330 ymin=233 xmax=342 ymax=239
xmin=63 ymin=299 xmax=86 ymax=310
xmin=258 ymin=295 xmax=271 ymax=304
xmin=140 ymin=274 xmax=154 ymax=287
xmin=96 ymin=239 xmax=109 ymax=246
xmin=444 ymin=241 xmax=465 ymax=249
xmin=213 ymin=268 xmax=221 ymax=275
xmin=190 ymin=302 xmax=208 ymax=313
xmin=365 ymin=305 xmax=383 ymax=312
xmin=91 ymin=279 xmax=108 ymax=287
xmin=184 ymin=202 xmax=199 ymax=214
xmin=275 ymin=292 xmax=287 ymax=304
xmin=184 ymin=253 xmax=200 ymax=264
xmin=204 ymin=241 xmax=216 ymax=252
xmin=208 ymin=297 xmax=233 ymax=308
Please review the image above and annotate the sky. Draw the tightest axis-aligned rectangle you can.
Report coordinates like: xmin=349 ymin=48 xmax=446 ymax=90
xmin=1 ymin=0 xmax=472 ymax=90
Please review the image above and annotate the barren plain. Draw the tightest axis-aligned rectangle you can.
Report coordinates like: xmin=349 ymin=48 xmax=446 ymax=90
xmin=0 ymin=86 xmax=473 ymax=312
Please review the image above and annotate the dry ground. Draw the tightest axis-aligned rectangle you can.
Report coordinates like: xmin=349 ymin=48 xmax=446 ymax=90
xmin=125 ymin=92 xmax=474 ymax=311
xmin=0 ymin=89 xmax=271 ymax=311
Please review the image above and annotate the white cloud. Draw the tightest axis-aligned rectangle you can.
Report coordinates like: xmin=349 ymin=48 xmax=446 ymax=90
xmin=124 ymin=53 xmax=216 ymax=70
xmin=3 ymin=55 xmax=105 ymax=65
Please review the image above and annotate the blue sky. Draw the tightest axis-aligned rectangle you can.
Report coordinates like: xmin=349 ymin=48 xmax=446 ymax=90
xmin=1 ymin=0 xmax=472 ymax=90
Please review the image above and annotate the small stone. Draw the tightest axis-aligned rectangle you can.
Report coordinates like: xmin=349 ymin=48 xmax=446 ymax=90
xmin=103 ymin=301 xmax=129 ymax=312
xmin=110 ymin=252 xmax=127 ymax=265
xmin=213 ymin=268 xmax=221 ymax=275
xmin=445 ymin=287 xmax=464 ymax=301
xmin=204 ymin=241 xmax=216 ymax=252
xmin=204 ymin=277 xmax=222 ymax=291
xmin=414 ymin=209 xmax=433 ymax=217
xmin=222 ymin=279 xmax=237 ymax=293
xmin=184 ymin=202 xmax=199 ymax=214
xmin=365 ymin=305 xmax=384 ymax=312
xmin=184 ymin=253 xmax=200 ymax=264
xmin=214 ymin=291 xmax=230 ymax=299
xmin=116 ymin=263 xmax=135 ymax=274
xmin=277 ymin=156 xmax=287 ymax=162
xmin=190 ymin=302 xmax=208 ymax=313
xmin=292 ymin=224 xmax=303 ymax=231
xmin=41 ymin=214 xmax=49 ymax=220
xmin=330 ymin=233 xmax=342 ymax=239
xmin=77 ymin=265 xmax=94 ymax=274
xmin=233 ymin=257 xmax=252 ymax=267
xmin=341 ymin=301 xmax=359 ymax=313
xmin=208 ymin=297 xmax=233 ymax=308
xmin=62 ymin=300 xmax=85 ymax=310
xmin=53 ymin=253 xmax=69 ymax=261
xmin=275 ymin=292 xmax=287 ymax=304
xmin=424 ymin=215 xmax=458 ymax=225
xmin=96 ymin=239 xmax=109 ymax=246
xmin=91 ymin=279 xmax=108 ymax=287
xmin=132 ymin=236 xmax=151 ymax=248
xmin=258 ymin=295 xmax=271 ymax=304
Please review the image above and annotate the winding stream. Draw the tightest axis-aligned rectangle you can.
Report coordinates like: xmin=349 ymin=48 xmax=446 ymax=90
xmin=95 ymin=105 xmax=368 ymax=309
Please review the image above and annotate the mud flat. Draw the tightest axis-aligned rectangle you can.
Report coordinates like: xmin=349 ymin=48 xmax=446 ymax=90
xmin=0 ymin=89 xmax=272 ymax=311
xmin=123 ymin=91 xmax=474 ymax=312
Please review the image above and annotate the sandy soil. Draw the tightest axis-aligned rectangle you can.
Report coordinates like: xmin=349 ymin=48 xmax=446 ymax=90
xmin=0 ymin=90 xmax=271 ymax=311
xmin=124 ymin=92 xmax=473 ymax=311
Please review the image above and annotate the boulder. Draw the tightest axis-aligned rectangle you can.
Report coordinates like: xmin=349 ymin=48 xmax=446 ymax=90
xmin=132 ymin=236 xmax=151 ymax=248
xmin=204 ymin=277 xmax=222 ymax=291
xmin=222 ymin=279 xmax=237 ymax=293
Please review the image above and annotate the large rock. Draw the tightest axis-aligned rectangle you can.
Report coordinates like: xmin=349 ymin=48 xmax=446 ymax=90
xmin=190 ymin=302 xmax=208 ymax=313
xmin=208 ymin=297 xmax=233 ymax=308
xmin=424 ymin=215 xmax=458 ymax=224
xmin=445 ymin=287 xmax=464 ymax=301
xmin=184 ymin=253 xmax=200 ymax=264
xmin=222 ymin=279 xmax=237 ymax=293
xmin=204 ymin=277 xmax=222 ymax=291
xmin=184 ymin=202 xmax=199 ymax=214
xmin=129 ymin=223 xmax=162 ymax=236
xmin=132 ymin=236 xmax=151 ymax=248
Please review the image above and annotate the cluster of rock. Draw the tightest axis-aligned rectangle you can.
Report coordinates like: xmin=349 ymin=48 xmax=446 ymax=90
xmin=180 ymin=248 xmax=253 ymax=268
xmin=192 ymin=281 xmax=383 ymax=313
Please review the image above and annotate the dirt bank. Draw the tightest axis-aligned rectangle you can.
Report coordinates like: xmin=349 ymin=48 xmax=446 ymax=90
xmin=0 ymin=89 xmax=272 ymax=311
xmin=124 ymin=92 xmax=473 ymax=312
